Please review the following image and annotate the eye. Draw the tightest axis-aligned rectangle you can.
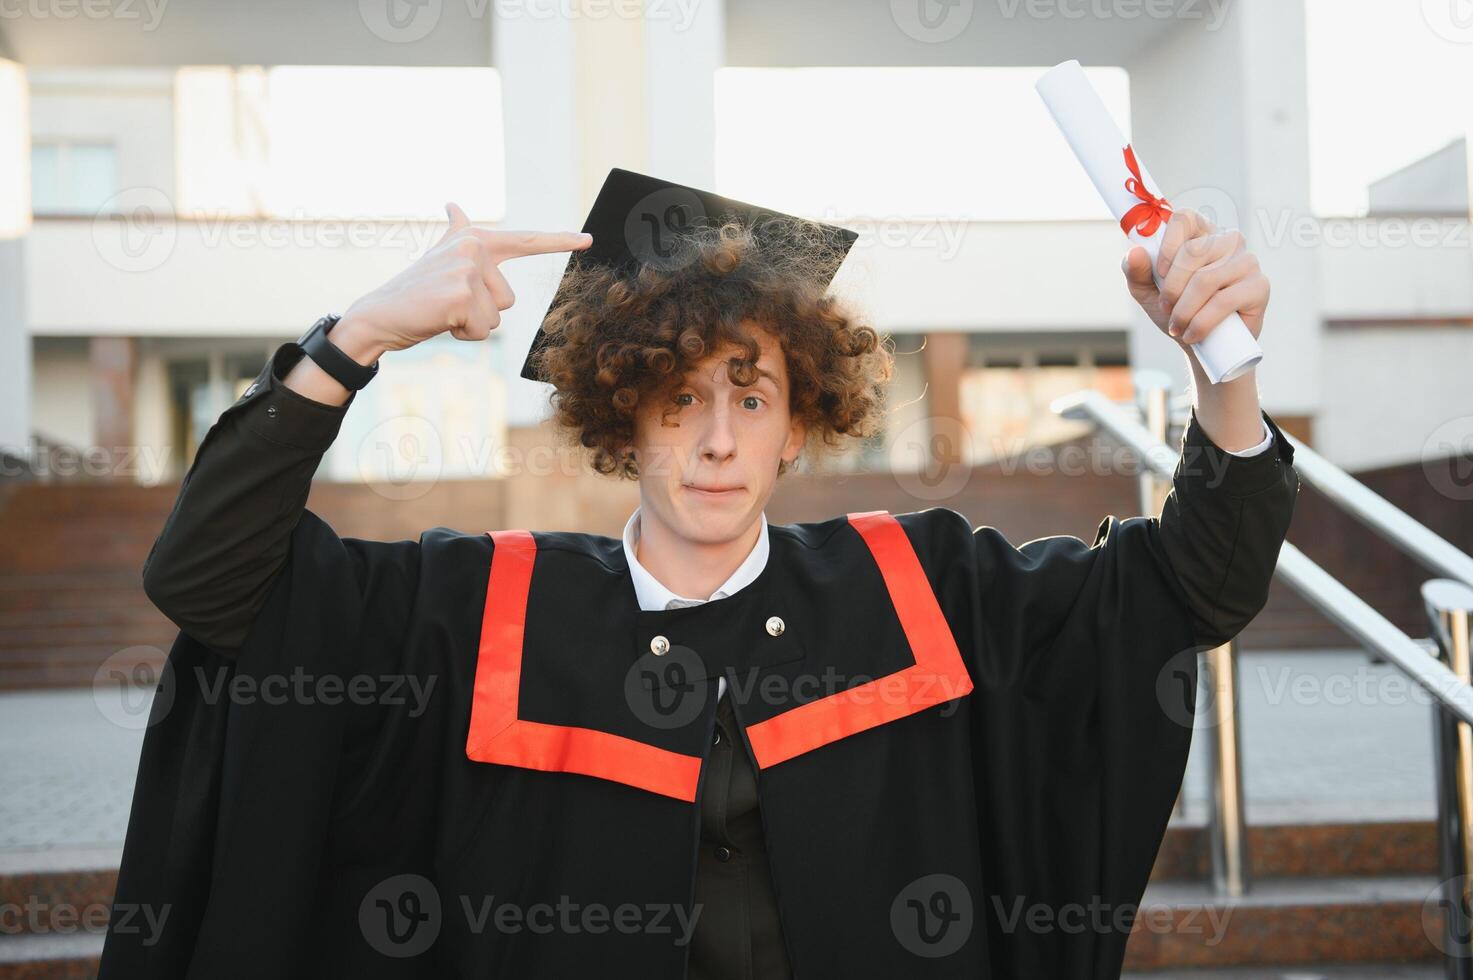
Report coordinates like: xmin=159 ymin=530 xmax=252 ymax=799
xmin=673 ymin=391 xmax=695 ymax=407
xmin=741 ymin=395 xmax=763 ymax=411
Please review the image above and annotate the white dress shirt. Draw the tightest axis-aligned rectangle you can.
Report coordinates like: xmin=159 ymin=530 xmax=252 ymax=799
xmin=622 ymin=506 xmax=771 ymax=700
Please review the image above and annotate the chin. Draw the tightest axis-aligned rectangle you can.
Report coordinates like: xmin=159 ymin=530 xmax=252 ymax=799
xmin=672 ymin=494 xmax=757 ymax=539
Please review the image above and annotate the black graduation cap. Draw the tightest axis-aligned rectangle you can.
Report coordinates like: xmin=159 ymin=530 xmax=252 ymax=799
xmin=519 ymin=167 xmax=859 ymax=382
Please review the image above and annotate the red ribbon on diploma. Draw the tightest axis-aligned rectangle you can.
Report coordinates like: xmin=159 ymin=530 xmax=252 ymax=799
xmin=1119 ymin=144 xmax=1172 ymax=237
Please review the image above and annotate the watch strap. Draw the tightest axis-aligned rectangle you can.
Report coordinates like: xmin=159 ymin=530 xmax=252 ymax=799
xmin=297 ymin=314 xmax=379 ymax=391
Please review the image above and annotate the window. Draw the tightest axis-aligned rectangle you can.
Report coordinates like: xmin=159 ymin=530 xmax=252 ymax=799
xmin=31 ymin=141 xmax=119 ymax=215
xmin=174 ymin=66 xmax=506 ymax=220
xmin=957 ymin=332 xmax=1131 ymax=465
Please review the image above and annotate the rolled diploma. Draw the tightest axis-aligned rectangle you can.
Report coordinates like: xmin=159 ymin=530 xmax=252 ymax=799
xmin=1035 ymin=59 xmax=1263 ymax=385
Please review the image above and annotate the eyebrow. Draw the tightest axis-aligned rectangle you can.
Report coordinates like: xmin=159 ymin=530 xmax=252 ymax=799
xmin=687 ymin=363 xmax=782 ymax=390
xmin=748 ymin=366 xmax=781 ymax=389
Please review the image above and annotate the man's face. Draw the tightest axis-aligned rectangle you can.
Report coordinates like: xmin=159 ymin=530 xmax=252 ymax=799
xmin=628 ymin=322 xmax=806 ymax=547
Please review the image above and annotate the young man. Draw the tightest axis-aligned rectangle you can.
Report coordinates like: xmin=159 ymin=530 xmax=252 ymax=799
xmin=101 ymin=170 xmax=1297 ymax=980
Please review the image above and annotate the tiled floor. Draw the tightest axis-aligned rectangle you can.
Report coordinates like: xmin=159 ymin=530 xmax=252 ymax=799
xmin=1182 ymin=649 xmax=1437 ymax=824
xmin=0 ymin=686 xmax=146 ymax=851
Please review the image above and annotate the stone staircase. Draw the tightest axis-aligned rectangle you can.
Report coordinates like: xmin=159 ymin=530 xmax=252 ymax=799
xmin=1127 ymin=820 xmax=1443 ymax=971
xmin=0 ymin=848 xmax=115 ymax=979
xmin=0 ymin=821 xmax=1448 ymax=977
xmin=0 ymin=483 xmax=178 ymax=692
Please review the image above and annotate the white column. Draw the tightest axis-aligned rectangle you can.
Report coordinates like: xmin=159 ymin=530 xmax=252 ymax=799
xmin=495 ymin=0 xmax=724 ymax=425
xmin=644 ymin=0 xmax=723 ymax=188
xmin=493 ymin=9 xmax=583 ymax=427
xmin=0 ymin=59 xmax=31 ymax=463
xmin=1126 ymin=0 xmax=1321 ymax=419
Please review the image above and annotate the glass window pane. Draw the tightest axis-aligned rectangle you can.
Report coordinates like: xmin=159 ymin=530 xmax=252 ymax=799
xmin=67 ymin=144 xmax=119 ymax=213
xmin=30 ymin=142 xmax=62 ymax=212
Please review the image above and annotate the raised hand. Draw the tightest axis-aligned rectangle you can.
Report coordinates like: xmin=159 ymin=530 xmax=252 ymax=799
xmin=333 ymin=201 xmax=593 ymax=362
xmin=1120 ymin=208 xmax=1269 ymax=349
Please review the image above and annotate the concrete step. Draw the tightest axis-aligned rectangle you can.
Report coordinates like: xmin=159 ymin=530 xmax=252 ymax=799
xmin=0 ymin=649 xmax=166 ymax=692
xmin=1124 ymin=876 xmax=1442 ymax=970
xmin=0 ymin=574 xmax=150 ymax=597
xmin=0 ymin=847 xmax=117 ymax=977
xmin=0 ymin=848 xmax=1451 ymax=973
xmin=0 ymin=606 xmax=167 ymax=630
xmin=0 ymin=622 xmax=177 ymax=651
xmin=1123 ymin=966 xmax=1441 ymax=978
xmin=1153 ymin=820 xmax=1436 ymax=881
xmin=0 ymin=933 xmax=104 ymax=980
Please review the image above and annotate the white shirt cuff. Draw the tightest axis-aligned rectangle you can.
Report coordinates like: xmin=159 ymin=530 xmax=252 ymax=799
xmin=1222 ymin=417 xmax=1275 ymax=458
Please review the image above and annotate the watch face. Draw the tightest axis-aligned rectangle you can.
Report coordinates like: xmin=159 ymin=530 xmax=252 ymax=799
xmin=298 ymin=315 xmax=336 ymax=346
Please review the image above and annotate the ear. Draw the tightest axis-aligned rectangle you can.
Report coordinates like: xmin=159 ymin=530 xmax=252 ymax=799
xmin=780 ymin=418 xmax=807 ymax=466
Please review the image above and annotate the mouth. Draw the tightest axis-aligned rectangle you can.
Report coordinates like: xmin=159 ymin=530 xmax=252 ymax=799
xmin=684 ymin=484 xmax=744 ymax=499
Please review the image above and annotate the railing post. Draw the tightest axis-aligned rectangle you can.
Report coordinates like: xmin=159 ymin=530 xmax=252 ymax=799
xmin=1203 ymin=640 xmax=1250 ymax=898
xmin=1424 ymin=579 xmax=1473 ymax=978
xmin=1134 ymin=371 xmax=1172 ymax=522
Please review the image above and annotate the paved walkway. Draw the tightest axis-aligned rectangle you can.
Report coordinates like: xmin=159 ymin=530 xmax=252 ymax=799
xmin=0 ymin=649 xmax=1441 ymax=855
xmin=0 ymin=686 xmax=145 ymax=853
xmin=1122 ymin=969 xmax=1439 ymax=979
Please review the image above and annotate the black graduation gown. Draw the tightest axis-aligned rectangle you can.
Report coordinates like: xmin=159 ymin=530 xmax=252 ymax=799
xmin=100 ymin=411 xmax=1298 ymax=980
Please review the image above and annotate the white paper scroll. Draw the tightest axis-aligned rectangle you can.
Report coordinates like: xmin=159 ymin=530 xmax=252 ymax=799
xmin=1035 ymin=59 xmax=1263 ymax=384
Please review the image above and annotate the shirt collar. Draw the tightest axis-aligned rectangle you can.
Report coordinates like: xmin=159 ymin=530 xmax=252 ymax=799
xmin=621 ymin=505 xmax=770 ymax=613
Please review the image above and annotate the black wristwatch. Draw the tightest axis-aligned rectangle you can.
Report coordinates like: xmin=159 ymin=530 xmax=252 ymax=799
xmin=296 ymin=314 xmax=380 ymax=391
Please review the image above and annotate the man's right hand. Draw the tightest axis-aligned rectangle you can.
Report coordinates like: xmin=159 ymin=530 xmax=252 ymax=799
xmin=335 ymin=200 xmax=592 ymax=361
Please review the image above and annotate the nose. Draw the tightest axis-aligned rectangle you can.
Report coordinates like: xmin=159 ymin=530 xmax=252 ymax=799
xmin=697 ymin=400 xmax=737 ymax=464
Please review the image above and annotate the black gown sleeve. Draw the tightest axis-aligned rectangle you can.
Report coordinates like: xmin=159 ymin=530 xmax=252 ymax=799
xmin=955 ymin=407 xmax=1298 ymax=978
xmin=141 ymin=340 xmax=357 ymax=656
xmin=103 ymin=343 xmax=432 ymax=979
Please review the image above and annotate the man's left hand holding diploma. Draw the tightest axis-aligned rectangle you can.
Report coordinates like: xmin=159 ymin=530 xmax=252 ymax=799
xmin=1121 ymin=207 xmax=1273 ymax=454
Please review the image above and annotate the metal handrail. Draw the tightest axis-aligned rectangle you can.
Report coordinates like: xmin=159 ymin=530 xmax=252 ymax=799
xmin=1056 ymin=385 xmax=1473 ymax=937
xmin=1425 ymin=580 xmax=1473 ymax=979
xmin=1054 ymin=387 xmax=1473 ymax=726
xmin=1166 ymin=394 xmax=1473 ymax=591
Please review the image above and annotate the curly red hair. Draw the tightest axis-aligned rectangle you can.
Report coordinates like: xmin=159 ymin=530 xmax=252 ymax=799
xmin=534 ymin=217 xmax=894 ymax=479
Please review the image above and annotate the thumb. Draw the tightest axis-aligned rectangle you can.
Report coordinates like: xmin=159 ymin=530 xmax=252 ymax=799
xmin=437 ymin=201 xmax=471 ymax=245
xmin=1121 ymin=245 xmax=1158 ymax=302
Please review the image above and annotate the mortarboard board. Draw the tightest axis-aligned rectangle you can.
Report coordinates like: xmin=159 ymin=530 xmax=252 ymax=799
xmin=519 ymin=167 xmax=859 ymax=383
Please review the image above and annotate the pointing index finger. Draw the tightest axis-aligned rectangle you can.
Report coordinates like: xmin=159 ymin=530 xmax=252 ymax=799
xmin=478 ymin=229 xmax=594 ymax=261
